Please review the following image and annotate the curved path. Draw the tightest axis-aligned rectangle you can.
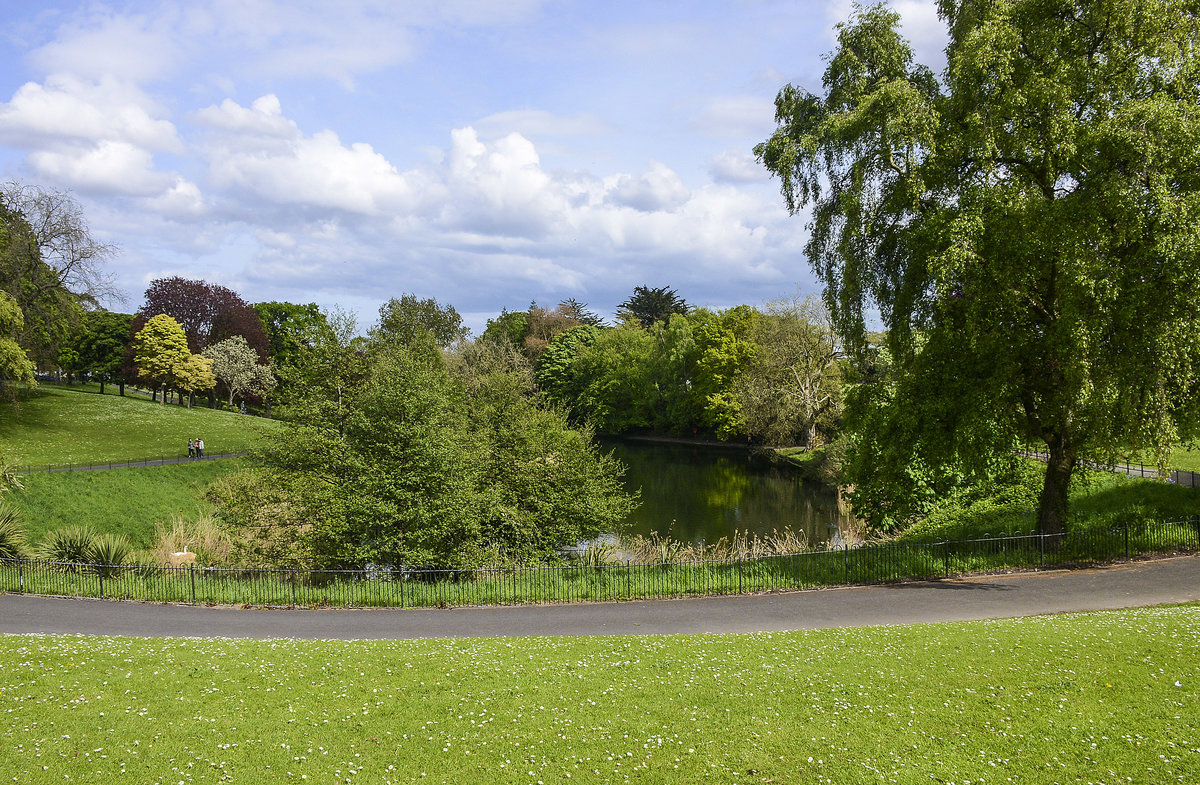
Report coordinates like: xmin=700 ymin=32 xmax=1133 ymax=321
xmin=2 ymin=555 xmax=1197 ymax=640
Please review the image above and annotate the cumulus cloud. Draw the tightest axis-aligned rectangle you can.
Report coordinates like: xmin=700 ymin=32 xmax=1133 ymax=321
xmin=0 ymin=75 xmax=180 ymax=152
xmin=690 ymin=95 xmax=778 ymax=140
xmin=710 ymin=148 xmax=769 ymax=184
xmin=29 ymin=10 xmax=182 ymax=82
xmin=194 ymin=95 xmax=422 ymax=215
xmin=474 ymin=109 xmax=614 ymax=141
xmin=607 ymin=161 xmax=691 ymax=212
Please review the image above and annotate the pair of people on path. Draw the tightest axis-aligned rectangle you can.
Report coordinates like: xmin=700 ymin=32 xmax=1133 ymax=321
xmin=187 ymin=438 xmax=205 ymax=459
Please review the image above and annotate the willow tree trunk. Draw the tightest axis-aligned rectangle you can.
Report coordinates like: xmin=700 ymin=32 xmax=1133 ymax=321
xmin=1037 ymin=439 xmax=1076 ymax=537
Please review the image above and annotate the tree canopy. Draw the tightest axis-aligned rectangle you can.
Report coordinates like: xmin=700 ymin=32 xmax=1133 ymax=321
xmin=757 ymin=0 xmax=1200 ymax=534
xmin=617 ymin=286 xmax=689 ymax=329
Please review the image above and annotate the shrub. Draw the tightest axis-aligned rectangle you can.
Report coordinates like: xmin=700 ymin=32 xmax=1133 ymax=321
xmin=87 ymin=533 xmax=135 ymax=578
xmin=38 ymin=526 xmax=100 ymax=570
xmin=0 ymin=501 xmax=27 ymax=558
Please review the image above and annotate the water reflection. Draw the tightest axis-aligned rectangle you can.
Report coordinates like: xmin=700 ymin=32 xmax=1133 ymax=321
xmin=602 ymin=439 xmax=850 ymax=547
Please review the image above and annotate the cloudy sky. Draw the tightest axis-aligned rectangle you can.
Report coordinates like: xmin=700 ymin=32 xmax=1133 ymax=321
xmin=0 ymin=0 xmax=946 ymax=333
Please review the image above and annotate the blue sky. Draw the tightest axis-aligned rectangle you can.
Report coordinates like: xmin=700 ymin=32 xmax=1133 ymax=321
xmin=0 ymin=0 xmax=945 ymax=333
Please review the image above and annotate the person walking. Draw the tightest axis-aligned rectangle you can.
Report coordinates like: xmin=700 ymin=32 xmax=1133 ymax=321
xmin=196 ymin=437 xmax=204 ymax=460
xmin=188 ymin=439 xmax=195 ymax=459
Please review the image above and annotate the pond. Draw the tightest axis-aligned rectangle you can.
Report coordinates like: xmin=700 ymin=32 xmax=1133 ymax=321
xmin=601 ymin=439 xmax=853 ymax=548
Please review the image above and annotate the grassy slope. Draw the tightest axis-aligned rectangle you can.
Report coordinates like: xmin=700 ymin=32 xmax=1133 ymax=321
xmin=0 ymin=605 xmax=1196 ymax=784
xmin=0 ymin=384 xmax=276 ymax=467
xmin=895 ymin=460 xmax=1200 ymax=544
xmin=10 ymin=460 xmax=239 ymax=548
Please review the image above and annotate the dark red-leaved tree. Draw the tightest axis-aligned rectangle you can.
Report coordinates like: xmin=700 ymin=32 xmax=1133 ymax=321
xmin=131 ymin=277 xmax=269 ymax=406
xmin=137 ymin=277 xmax=268 ymax=357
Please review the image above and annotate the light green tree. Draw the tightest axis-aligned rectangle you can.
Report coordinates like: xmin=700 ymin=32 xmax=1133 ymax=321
xmin=175 ymin=353 xmax=216 ymax=407
xmin=133 ymin=314 xmax=192 ymax=404
xmin=739 ymin=295 xmax=842 ymax=449
xmin=757 ymin=0 xmax=1200 ymax=534
xmin=0 ymin=291 xmax=35 ymax=395
xmin=203 ymin=334 xmax=276 ymax=408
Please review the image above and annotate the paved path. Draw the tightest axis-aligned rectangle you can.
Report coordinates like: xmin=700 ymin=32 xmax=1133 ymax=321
xmin=16 ymin=453 xmax=245 ymax=474
xmin=2 ymin=555 xmax=1197 ymax=640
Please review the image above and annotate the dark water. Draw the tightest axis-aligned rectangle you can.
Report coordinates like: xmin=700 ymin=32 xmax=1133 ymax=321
xmin=601 ymin=439 xmax=851 ymax=547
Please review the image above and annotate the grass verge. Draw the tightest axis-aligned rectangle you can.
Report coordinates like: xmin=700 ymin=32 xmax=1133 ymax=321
xmin=0 ymin=384 xmax=275 ymax=468
xmin=0 ymin=604 xmax=1197 ymax=784
xmin=8 ymin=461 xmax=239 ymax=549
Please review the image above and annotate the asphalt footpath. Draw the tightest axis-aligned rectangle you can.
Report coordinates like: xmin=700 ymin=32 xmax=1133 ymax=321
xmin=1 ymin=555 xmax=1197 ymax=641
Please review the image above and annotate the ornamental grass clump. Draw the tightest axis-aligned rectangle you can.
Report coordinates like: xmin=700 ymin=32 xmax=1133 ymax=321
xmin=86 ymin=533 xmax=135 ymax=578
xmin=151 ymin=512 xmax=235 ymax=567
xmin=0 ymin=501 xmax=27 ymax=559
xmin=38 ymin=526 xmax=99 ymax=570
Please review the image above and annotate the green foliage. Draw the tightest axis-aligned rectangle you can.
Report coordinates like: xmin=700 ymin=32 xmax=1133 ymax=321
xmin=203 ymin=334 xmax=275 ymax=407
xmin=758 ymin=0 xmax=1200 ymax=534
xmin=0 ymin=291 xmax=34 ymax=392
xmin=0 ymin=500 xmax=26 ymax=558
xmin=38 ymin=525 xmax=99 ymax=567
xmin=133 ymin=314 xmax=192 ymax=399
xmin=617 ymin=285 xmax=689 ymax=329
xmin=372 ymin=293 xmax=468 ymax=348
xmin=247 ymin=327 xmax=634 ymax=568
xmin=480 ymin=307 xmax=530 ymax=349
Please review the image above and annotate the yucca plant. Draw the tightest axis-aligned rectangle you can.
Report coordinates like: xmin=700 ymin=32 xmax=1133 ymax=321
xmin=87 ymin=533 xmax=135 ymax=578
xmin=0 ymin=501 xmax=28 ymax=559
xmin=39 ymin=526 xmax=100 ymax=572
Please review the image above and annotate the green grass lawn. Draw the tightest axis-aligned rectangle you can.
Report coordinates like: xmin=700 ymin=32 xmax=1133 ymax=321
xmin=894 ymin=460 xmax=1200 ymax=544
xmin=9 ymin=461 xmax=239 ymax=548
xmin=0 ymin=604 xmax=1196 ymax=784
xmin=0 ymin=384 xmax=277 ymax=467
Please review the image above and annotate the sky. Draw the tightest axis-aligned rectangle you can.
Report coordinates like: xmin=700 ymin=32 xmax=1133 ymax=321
xmin=0 ymin=0 xmax=947 ymax=334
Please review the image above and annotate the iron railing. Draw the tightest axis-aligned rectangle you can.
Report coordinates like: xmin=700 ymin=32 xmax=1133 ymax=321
xmin=3 ymin=518 xmax=1197 ymax=609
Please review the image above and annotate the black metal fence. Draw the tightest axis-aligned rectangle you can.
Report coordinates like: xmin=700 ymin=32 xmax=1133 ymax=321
xmin=3 ymin=518 xmax=1197 ymax=609
xmin=1014 ymin=449 xmax=1200 ymax=488
xmin=13 ymin=453 xmax=246 ymax=474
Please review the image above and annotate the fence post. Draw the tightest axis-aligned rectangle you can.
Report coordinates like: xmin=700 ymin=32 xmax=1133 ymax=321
xmin=400 ymin=575 xmax=405 ymax=609
xmin=189 ymin=565 xmax=196 ymax=603
xmin=943 ymin=540 xmax=949 ymax=578
xmin=738 ymin=557 xmax=744 ymax=594
xmin=17 ymin=560 xmax=23 ymax=593
xmin=844 ymin=542 xmax=850 ymax=585
xmin=1124 ymin=523 xmax=1129 ymax=560
xmin=625 ymin=560 xmax=631 ymax=599
xmin=1038 ymin=533 xmax=1044 ymax=571
xmin=291 ymin=570 xmax=297 ymax=606
xmin=98 ymin=568 xmax=104 ymax=599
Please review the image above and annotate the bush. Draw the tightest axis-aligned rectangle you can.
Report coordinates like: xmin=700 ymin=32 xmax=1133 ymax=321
xmin=87 ymin=533 xmax=135 ymax=577
xmin=0 ymin=501 xmax=27 ymax=558
xmin=38 ymin=526 xmax=100 ymax=570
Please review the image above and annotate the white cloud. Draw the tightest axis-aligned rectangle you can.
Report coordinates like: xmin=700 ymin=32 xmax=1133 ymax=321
xmin=691 ymin=95 xmax=777 ymax=140
xmin=709 ymin=147 xmax=769 ymax=184
xmin=607 ymin=161 xmax=691 ymax=212
xmin=0 ymin=75 xmax=180 ymax=152
xmin=475 ymin=109 xmax=613 ymax=140
xmin=192 ymin=95 xmax=296 ymax=138
xmin=29 ymin=10 xmax=182 ymax=82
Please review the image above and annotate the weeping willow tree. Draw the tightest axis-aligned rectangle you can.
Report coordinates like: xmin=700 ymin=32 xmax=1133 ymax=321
xmin=757 ymin=0 xmax=1200 ymax=534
